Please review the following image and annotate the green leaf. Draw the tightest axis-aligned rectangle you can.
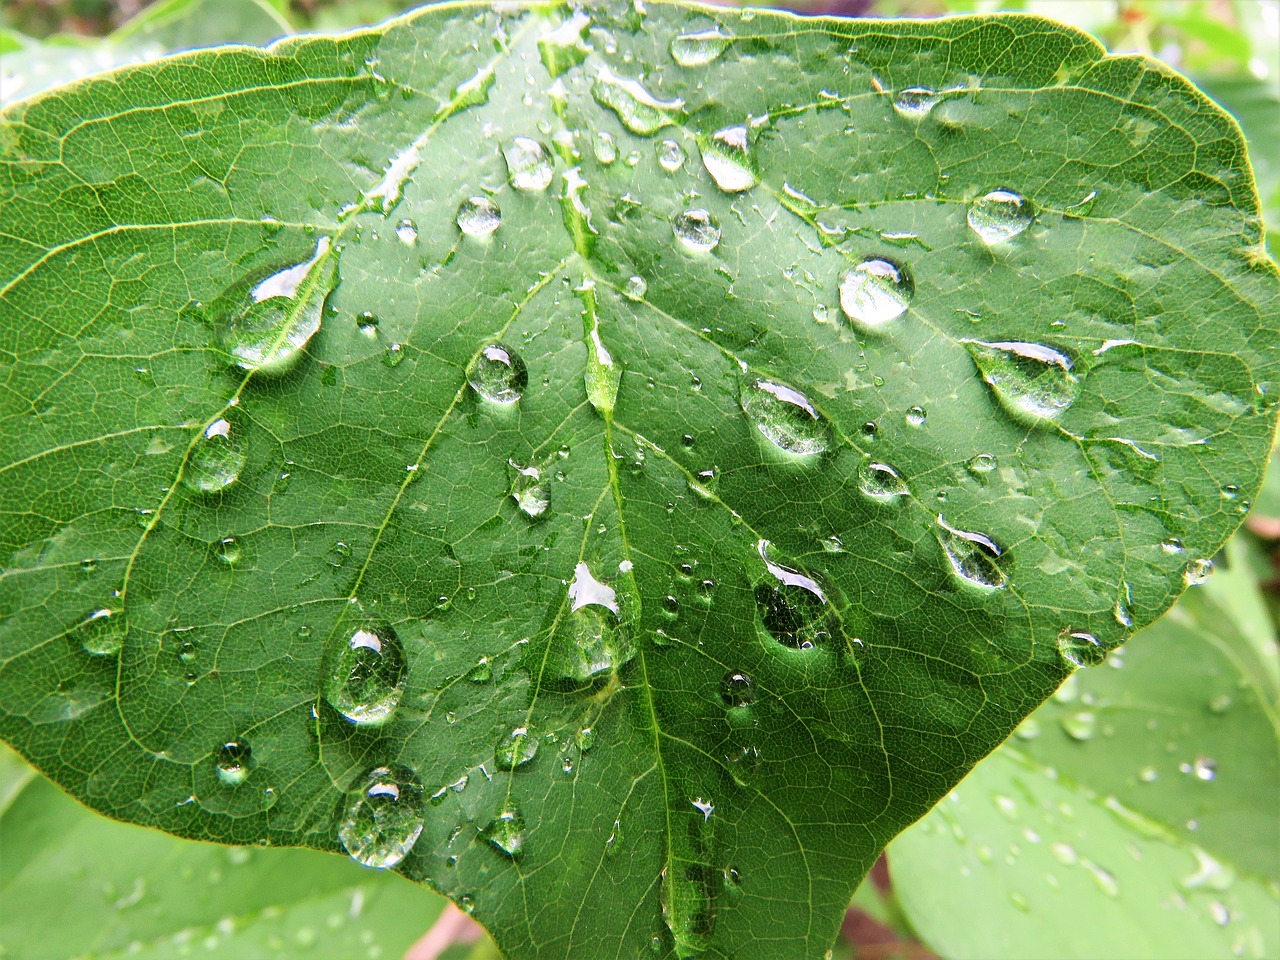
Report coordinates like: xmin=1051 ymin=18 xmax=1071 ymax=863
xmin=0 ymin=751 xmax=446 ymax=960
xmin=0 ymin=4 xmax=1276 ymax=958
xmin=889 ymin=579 xmax=1280 ymax=959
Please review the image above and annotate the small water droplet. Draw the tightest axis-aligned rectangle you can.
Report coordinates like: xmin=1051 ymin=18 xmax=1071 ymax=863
xmin=963 ymin=340 xmax=1079 ymax=423
xmin=968 ymin=189 xmax=1034 ymax=244
xmin=216 ymin=740 xmax=251 ymax=786
xmin=468 ymin=343 xmax=527 ymax=404
xmin=857 ymin=461 xmax=910 ymax=503
xmin=218 ymin=237 xmax=335 ymax=374
xmin=755 ymin=540 xmax=830 ymax=649
xmin=323 ymin=621 xmax=407 ymax=726
xmin=1061 ymin=710 xmax=1096 ymax=741
xmin=657 ymin=138 xmax=686 ymax=171
xmin=591 ymin=66 xmax=684 ymax=135
xmin=504 ymin=137 xmax=554 ymax=191
xmin=839 ymin=257 xmax=913 ymax=328
xmin=395 ymin=219 xmax=418 ymax=245
xmin=495 ymin=726 xmax=538 ymax=770
xmin=356 ymin=311 xmax=380 ymax=338
xmin=185 ymin=417 xmax=247 ymax=493
xmin=740 ymin=379 xmax=830 ymax=456
xmin=720 ymin=672 xmax=755 ymax=707
xmin=966 ymin=453 xmax=998 ymax=475
xmin=1081 ymin=859 xmax=1119 ymax=897
xmin=937 ymin=517 xmax=1009 ymax=590
xmin=456 ymin=195 xmax=502 ymax=236
xmin=338 ymin=764 xmax=425 ymax=869
xmin=576 ymin=726 xmax=596 ymax=752
xmin=699 ymin=125 xmax=758 ymax=193
xmin=326 ymin=540 xmax=351 ymax=568
xmin=1057 ymin=630 xmax=1107 ymax=669
xmin=1192 ymin=755 xmax=1217 ymax=781
xmin=214 ymin=537 xmax=242 ymax=566
xmin=1161 ymin=537 xmax=1185 ymax=554
xmin=508 ymin=460 xmax=550 ymax=519
xmin=1184 ymin=558 xmax=1213 ymax=586
xmin=893 ymin=86 xmax=940 ymax=119
xmin=673 ymin=209 xmax=721 ymax=252
xmin=1050 ymin=842 xmax=1078 ymax=866
xmin=670 ymin=27 xmax=732 ymax=67
xmin=482 ymin=806 xmax=525 ymax=858
xmin=78 ymin=608 xmax=124 ymax=657
xmin=594 ymin=130 xmax=618 ymax=165
xmin=1208 ymin=694 xmax=1233 ymax=714
xmin=623 ymin=275 xmax=648 ymax=301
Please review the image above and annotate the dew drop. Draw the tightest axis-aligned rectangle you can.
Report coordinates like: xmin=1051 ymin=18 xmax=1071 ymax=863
xmin=720 ymin=671 xmax=755 ymax=708
xmin=495 ymin=726 xmax=538 ymax=770
xmin=591 ymin=66 xmax=685 ymax=135
xmin=1057 ymin=630 xmax=1107 ymax=669
xmin=937 ymin=517 xmax=1009 ymax=590
xmin=508 ymin=460 xmax=550 ymax=519
xmin=383 ymin=342 xmax=405 ymax=367
xmin=456 ymin=195 xmax=502 ymax=236
xmin=78 ymin=608 xmax=124 ymax=657
xmin=963 ymin=340 xmax=1079 ymax=423
xmin=356 ymin=311 xmax=379 ymax=337
xmin=623 ymin=275 xmax=648 ymax=301
xmin=657 ymin=138 xmax=686 ymax=172
xmin=838 ymin=257 xmax=914 ymax=328
xmin=482 ymin=806 xmax=526 ymax=858
xmin=395 ymin=219 xmax=418 ymax=245
xmin=323 ymin=621 xmax=407 ymax=727
xmin=1192 ymin=756 xmax=1217 ymax=781
xmin=1183 ymin=558 xmax=1213 ymax=586
xmin=1061 ymin=710 xmax=1096 ymax=741
xmin=503 ymin=137 xmax=554 ymax=191
xmin=673 ymin=209 xmax=721 ymax=252
xmin=699 ymin=125 xmax=759 ymax=193
xmin=739 ymin=379 xmax=830 ymax=456
xmin=216 ymin=740 xmax=251 ymax=787
xmin=560 ymin=562 xmax=636 ymax=681
xmin=893 ymin=86 xmax=940 ymax=119
xmin=218 ymin=237 xmax=335 ymax=374
xmin=185 ymin=417 xmax=247 ymax=493
xmin=214 ymin=536 xmax=242 ymax=566
xmin=468 ymin=343 xmax=527 ymax=404
xmin=967 ymin=189 xmax=1034 ymax=244
xmin=670 ymin=27 xmax=732 ymax=67
xmin=594 ymin=130 xmax=618 ymax=165
xmin=966 ymin=453 xmax=998 ymax=475
xmin=338 ymin=764 xmax=425 ymax=869
xmin=857 ymin=461 xmax=910 ymax=503
xmin=755 ymin=539 xmax=830 ymax=649
xmin=905 ymin=406 xmax=927 ymax=427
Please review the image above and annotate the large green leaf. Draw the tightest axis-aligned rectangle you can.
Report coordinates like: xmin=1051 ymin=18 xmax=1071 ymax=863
xmin=0 ymin=3 xmax=1276 ymax=957
xmin=889 ymin=567 xmax=1280 ymax=959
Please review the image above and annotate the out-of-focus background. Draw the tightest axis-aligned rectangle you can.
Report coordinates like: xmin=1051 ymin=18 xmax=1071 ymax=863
xmin=1 ymin=2 xmax=1277 ymax=959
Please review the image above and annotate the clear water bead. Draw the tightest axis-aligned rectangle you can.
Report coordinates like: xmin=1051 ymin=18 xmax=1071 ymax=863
xmin=456 ymin=196 xmax=502 ymax=236
xmin=670 ymin=27 xmax=732 ymax=67
xmin=509 ymin=460 xmax=550 ymax=518
xmin=495 ymin=726 xmax=539 ymax=770
xmin=839 ymin=257 xmax=914 ymax=328
xmin=937 ymin=517 xmax=1009 ymax=590
xmin=673 ymin=209 xmax=721 ymax=252
xmin=657 ymin=138 xmax=686 ymax=172
xmin=504 ymin=137 xmax=554 ymax=191
xmin=482 ymin=807 xmax=526 ymax=859
xmin=857 ymin=461 xmax=910 ymax=503
xmin=323 ymin=621 xmax=407 ymax=726
xmin=755 ymin=540 xmax=830 ymax=649
xmin=185 ymin=417 xmax=247 ymax=493
xmin=468 ymin=343 xmax=528 ymax=404
xmin=338 ymin=764 xmax=425 ymax=869
xmin=964 ymin=340 xmax=1079 ymax=423
xmin=740 ymin=379 xmax=830 ymax=456
xmin=216 ymin=740 xmax=251 ymax=787
xmin=968 ymin=189 xmax=1034 ymax=244
xmin=699 ymin=125 xmax=759 ymax=193
xmin=78 ymin=608 xmax=124 ymax=657
xmin=893 ymin=86 xmax=940 ymax=119
xmin=591 ymin=66 xmax=684 ymax=135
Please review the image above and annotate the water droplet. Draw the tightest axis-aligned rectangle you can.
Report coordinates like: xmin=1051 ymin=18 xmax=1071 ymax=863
xmin=576 ymin=726 xmax=596 ymax=752
xmin=1061 ymin=710 xmax=1096 ymax=741
xmin=456 ymin=195 xmax=502 ymax=237
xmin=356 ymin=311 xmax=379 ymax=338
xmin=218 ymin=237 xmax=335 ymax=374
xmin=1161 ymin=537 xmax=1185 ymax=554
xmin=323 ymin=621 xmax=407 ymax=727
xmin=508 ymin=461 xmax=550 ymax=519
xmin=216 ymin=741 xmax=251 ymax=787
xmin=504 ymin=137 xmax=554 ymax=191
xmin=838 ymin=257 xmax=913 ymax=328
xmin=338 ymin=764 xmax=425 ymax=869
xmin=1057 ymin=630 xmax=1107 ymax=669
xmin=673 ymin=209 xmax=721 ymax=252
xmin=560 ymin=562 xmax=636 ymax=681
xmin=482 ymin=806 xmax=525 ymax=858
xmin=185 ymin=417 xmax=247 ymax=493
xmin=1208 ymin=694 xmax=1233 ymax=714
xmin=657 ymin=138 xmax=686 ymax=172
xmin=78 ymin=608 xmax=124 ymax=657
xmin=1184 ymin=558 xmax=1213 ymax=586
xmin=963 ymin=340 xmax=1079 ymax=423
xmin=893 ymin=86 xmax=940 ymax=119
xmin=326 ymin=540 xmax=351 ymax=568
xmin=721 ymin=672 xmax=755 ymax=707
xmin=1183 ymin=847 xmax=1235 ymax=891
xmin=857 ymin=461 xmax=909 ymax=503
xmin=213 ymin=536 xmax=242 ymax=566
xmin=755 ymin=540 xmax=830 ymax=649
xmin=1081 ymin=859 xmax=1119 ymax=897
xmin=395 ymin=219 xmax=418 ymax=245
xmin=740 ymin=379 xmax=830 ymax=456
xmin=699 ymin=125 xmax=759 ymax=193
xmin=591 ymin=66 xmax=684 ymax=135
xmin=468 ymin=343 xmax=527 ymax=404
xmin=623 ymin=275 xmax=648 ymax=301
xmin=537 ymin=11 xmax=590 ymax=78
xmin=594 ymin=130 xmax=618 ymax=164
xmin=670 ymin=27 xmax=732 ymax=67
xmin=966 ymin=453 xmax=998 ymax=475
xmin=905 ymin=406 xmax=927 ymax=427
xmin=1192 ymin=756 xmax=1217 ymax=781
xmin=495 ymin=726 xmax=538 ymax=770
xmin=937 ymin=517 xmax=1009 ymax=590
xmin=1209 ymin=901 xmax=1231 ymax=926
xmin=967 ymin=189 xmax=1034 ymax=244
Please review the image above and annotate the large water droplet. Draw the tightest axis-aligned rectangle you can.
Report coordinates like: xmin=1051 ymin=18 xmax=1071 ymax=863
xmin=856 ymin=461 xmax=910 ymax=503
xmin=968 ymin=189 xmax=1034 ymax=244
xmin=839 ymin=257 xmax=913 ymax=328
xmin=755 ymin=540 xmax=830 ymax=648
xmin=185 ymin=417 xmax=247 ymax=493
xmin=624 ymin=275 xmax=648 ymax=301
xmin=482 ymin=806 xmax=526 ymax=859
xmin=78 ymin=608 xmax=124 ymax=657
xmin=508 ymin=460 xmax=550 ymax=519
xmin=591 ymin=66 xmax=684 ymax=135
xmin=670 ymin=27 xmax=732 ymax=67
xmin=456 ymin=196 xmax=502 ymax=236
xmin=468 ymin=343 xmax=528 ymax=404
xmin=323 ymin=621 xmax=407 ymax=726
xmin=673 ymin=209 xmax=721 ymax=252
xmin=937 ymin=517 xmax=1009 ymax=590
xmin=395 ymin=219 xmax=418 ymax=245
xmin=1057 ymin=630 xmax=1107 ymax=669
xmin=216 ymin=740 xmax=251 ymax=787
xmin=699 ymin=125 xmax=758 ymax=193
xmin=721 ymin=672 xmax=755 ymax=708
xmin=495 ymin=726 xmax=538 ymax=770
xmin=1184 ymin=558 xmax=1213 ymax=586
xmin=893 ymin=86 xmax=940 ymax=119
xmin=963 ymin=340 xmax=1079 ymax=423
xmin=537 ymin=11 xmax=590 ymax=78
xmin=560 ymin=562 xmax=636 ymax=681
xmin=739 ymin=379 xmax=830 ymax=456
xmin=219 ymin=237 xmax=335 ymax=374
xmin=504 ymin=137 xmax=554 ymax=191
xmin=338 ymin=764 xmax=425 ymax=869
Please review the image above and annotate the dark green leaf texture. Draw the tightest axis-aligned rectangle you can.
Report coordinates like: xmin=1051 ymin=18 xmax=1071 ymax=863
xmin=1 ymin=4 xmax=1276 ymax=958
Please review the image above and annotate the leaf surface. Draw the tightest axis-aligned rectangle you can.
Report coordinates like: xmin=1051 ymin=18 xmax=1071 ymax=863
xmin=0 ymin=4 xmax=1277 ymax=958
